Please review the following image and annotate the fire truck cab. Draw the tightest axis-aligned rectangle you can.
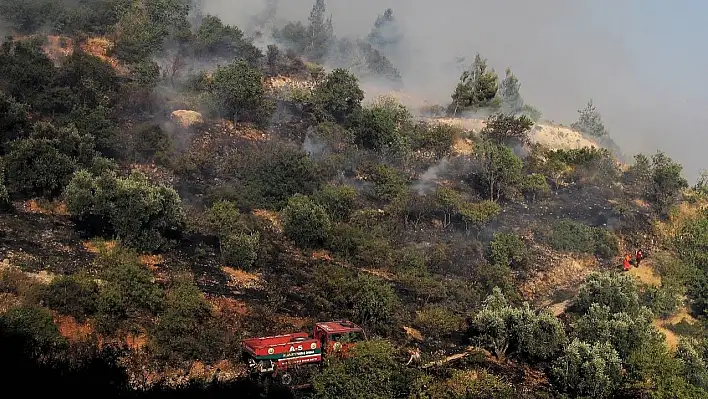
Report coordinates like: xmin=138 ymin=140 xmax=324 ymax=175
xmin=313 ymin=320 xmax=366 ymax=354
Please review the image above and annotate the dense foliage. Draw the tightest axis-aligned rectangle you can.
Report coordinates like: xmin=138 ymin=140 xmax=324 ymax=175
xmin=0 ymin=0 xmax=705 ymax=397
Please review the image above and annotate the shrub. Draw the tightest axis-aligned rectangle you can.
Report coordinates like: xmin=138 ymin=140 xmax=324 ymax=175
xmin=41 ymin=274 xmax=100 ymax=322
xmin=414 ymin=306 xmax=462 ymax=337
xmin=152 ymin=277 xmax=223 ymax=362
xmin=281 ymin=194 xmax=331 ymax=248
xmin=94 ymin=247 xmax=164 ymax=333
xmin=0 ymin=305 xmax=68 ymax=364
xmin=551 ymin=339 xmax=622 ymax=399
xmin=65 ymin=170 xmax=185 ymax=252
xmin=314 ymin=184 xmax=357 ymax=222
xmin=488 ymin=232 xmax=530 ymax=270
xmin=572 ymin=272 xmax=640 ymax=315
xmin=221 ymin=232 xmax=260 ymax=270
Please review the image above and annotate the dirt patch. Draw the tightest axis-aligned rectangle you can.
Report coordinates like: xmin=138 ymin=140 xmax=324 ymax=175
xmin=278 ymin=315 xmax=313 ymax=330
xmin=311 ymin=250 xmax=333 ymax=262
xmin=139 ymin=254 xmax=164 ymax=270
xmin=126 ymin=332 xmax=149 ymax=351
xmin=80 ymin=37 xmax=126 ymax=74
xmin=222 ymin=267 xmax=261 ymax=289
xmin=452 ymin=138 xmax=474 ymax=156
xmin=54 ymin=314 xmax=93 ymax=342
xmin=0 ymin=293 xmax=21 ymax=313
xmin=530 ymin=123 xmax=598 ymax=150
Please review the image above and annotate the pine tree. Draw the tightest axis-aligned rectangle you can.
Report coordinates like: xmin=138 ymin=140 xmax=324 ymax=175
xmin=571 ymin=99 xmax=609 ymax=137
xmin=306 ymin=0 xmax=333 ymax=62
xmin=368 ymin=8 xmax=401 ymax=51
xmin=450 ymin=53 xmax=499 ymax=115
xmin=499 ymin=68 xmax=524 ymax=115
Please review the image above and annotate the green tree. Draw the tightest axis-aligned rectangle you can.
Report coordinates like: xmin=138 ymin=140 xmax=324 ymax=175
xmin=349 ymin=274 xmax=402 ymax=335
xmin=65 ymin=170 xmax=186 ymax=252
xmin=450 ymin=53 xmax=500 ymax=114
xmin=353 ymin=96 xmax=412 ymax=155
xmin=499 ymin=67 xmax=524 ymax=115
xmin=473 ymin=140 xmax=524 ymax=201
xmin=573 ymin=272 xmax=641 ymax=315
xmin=305 ymin=0 xmax=334 ymax=62
xmin=41 ymin=274 xmax=100 ymax=322
xmin=152 ymin=276 xmax=222 ymax=362
xmin=646 ymin=151 xmax=688 ymax=216
xmin=481 ymin=113 xmax=534 ymax=148
xmin=312 ymin=339 xmax=426 ymax=399
xmin=193 ymin=14 xmax=262 ymax=64
xmin=458 ymin=200 xmax=501 ymax=233
xmin=521 ymin=173 xmax=550 ymax=202
xmin=311 ymin=68 xmax=364 ymax=124
xmin=0 ymin=91 xmax=30 ymax=150
xmin=314 ymin=184 xmax=357 ymax=222
xmin=571 ymin=99 xmax=609 ymax=137
xmin=281 ymin=194 xmax=331 ymax=248
xmin=468 ymin=288 xmax=566 ymax=362
xmin=207 ymin=60 xmax=273 ymax=125
xmin=551 ymin=339 xmax=622 ymax=399
xmin=573 ymin=303 xmax=661 ymax=360
xmin=4 ymin=122 xmax=98 ymax=198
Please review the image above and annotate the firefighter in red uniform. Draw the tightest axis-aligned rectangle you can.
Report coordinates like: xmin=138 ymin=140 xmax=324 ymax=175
xmin=623 ymin=254 xmax=632 ymax=271
xmin=635 ymin=249 xmax=644 ymax=267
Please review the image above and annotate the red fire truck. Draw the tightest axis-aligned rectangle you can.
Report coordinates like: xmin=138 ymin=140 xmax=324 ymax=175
xmin=241 ymin=320 xmax=365 ymax=385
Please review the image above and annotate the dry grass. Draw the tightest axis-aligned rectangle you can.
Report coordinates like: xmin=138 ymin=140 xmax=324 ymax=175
xmin=139 ymin=254 xmax=164 ymax=270
xmin=403 ymin=326 xmax=424 ymax=341
xmin=627 ymin=261 xmax=661 ymax=287
xmin=80 ymin=37 xmax=126 ymax=74
xmin=82 ymin=240 xmax=117 ymax=254
xmin=208 ymin=295 xmax=249 ymax=317
xmin=361 ymin=268 xmax=396 ymax=281
xmin=54 ymin=314 xmax=93 ymax=342
xmin=22 ymin=199 xmax=69 ymax=216
xmin=222 ymin=267 xmax=261 ymax=289
xmin=252 ymin=209 xmax=282 ymax=232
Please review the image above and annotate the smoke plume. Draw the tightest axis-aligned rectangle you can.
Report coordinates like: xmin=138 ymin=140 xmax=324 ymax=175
xmin=201 ymin=0 xmax=708 ymax=182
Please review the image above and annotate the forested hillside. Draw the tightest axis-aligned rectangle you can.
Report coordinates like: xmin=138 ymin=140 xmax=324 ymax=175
xmin=0 ymin=1 xmax=706 ymax=398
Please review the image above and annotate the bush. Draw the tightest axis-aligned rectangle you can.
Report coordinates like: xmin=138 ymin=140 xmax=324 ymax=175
xmin=312 ymin=339 xmax=426 ymax=399
xmin=94 ymin=247 xmax=164 ymax=333
xmin=0 ymin=305 xmax=68 ymax=364
xmin=281 ymin=194 xmax=331 ymax=248
xmin=572 ymin=272 xmax=640 ymax=315
xmin=414 ymin=306 xmax=462 ymax=337
xmin=152 ymin=277 xmax=223 ymax=363
xmin=488 ymin=232 xmax=530 ymax=270
xmin=428 ymin=369 xmax=516 ymax=399
xmin=41 ymin=274 xmax=100 ymax=322
xmin=551 ymin=339 xmax=622 ymax=399
xmin=65 ymin=170 xmax=185 ymax=252
xmin=314 ymin=184 xmax=357 ymax=222
xmin=221 ymin=232 xmax=260 ymax=270
xmin=468 ymin=288 xmax=566 ymax=362
xmin=540 ymin=219 xmax=617 ymax=259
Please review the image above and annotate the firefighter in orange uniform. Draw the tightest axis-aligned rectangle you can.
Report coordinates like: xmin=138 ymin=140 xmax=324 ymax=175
xmin=623 ymin=254 xmax=632 ymax=271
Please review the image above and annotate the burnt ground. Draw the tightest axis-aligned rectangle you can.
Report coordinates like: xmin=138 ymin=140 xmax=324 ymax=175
xmin=0 ymin=208 xmax=95 ymax=274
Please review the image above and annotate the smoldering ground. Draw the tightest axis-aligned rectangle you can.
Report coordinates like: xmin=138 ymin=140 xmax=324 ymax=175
xmin=199 ymin=0 xmax=708 ymax=183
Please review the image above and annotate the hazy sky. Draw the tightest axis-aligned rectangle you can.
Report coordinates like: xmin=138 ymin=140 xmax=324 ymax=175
xmin=203 ymin=0 xmax=707 ymax=182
